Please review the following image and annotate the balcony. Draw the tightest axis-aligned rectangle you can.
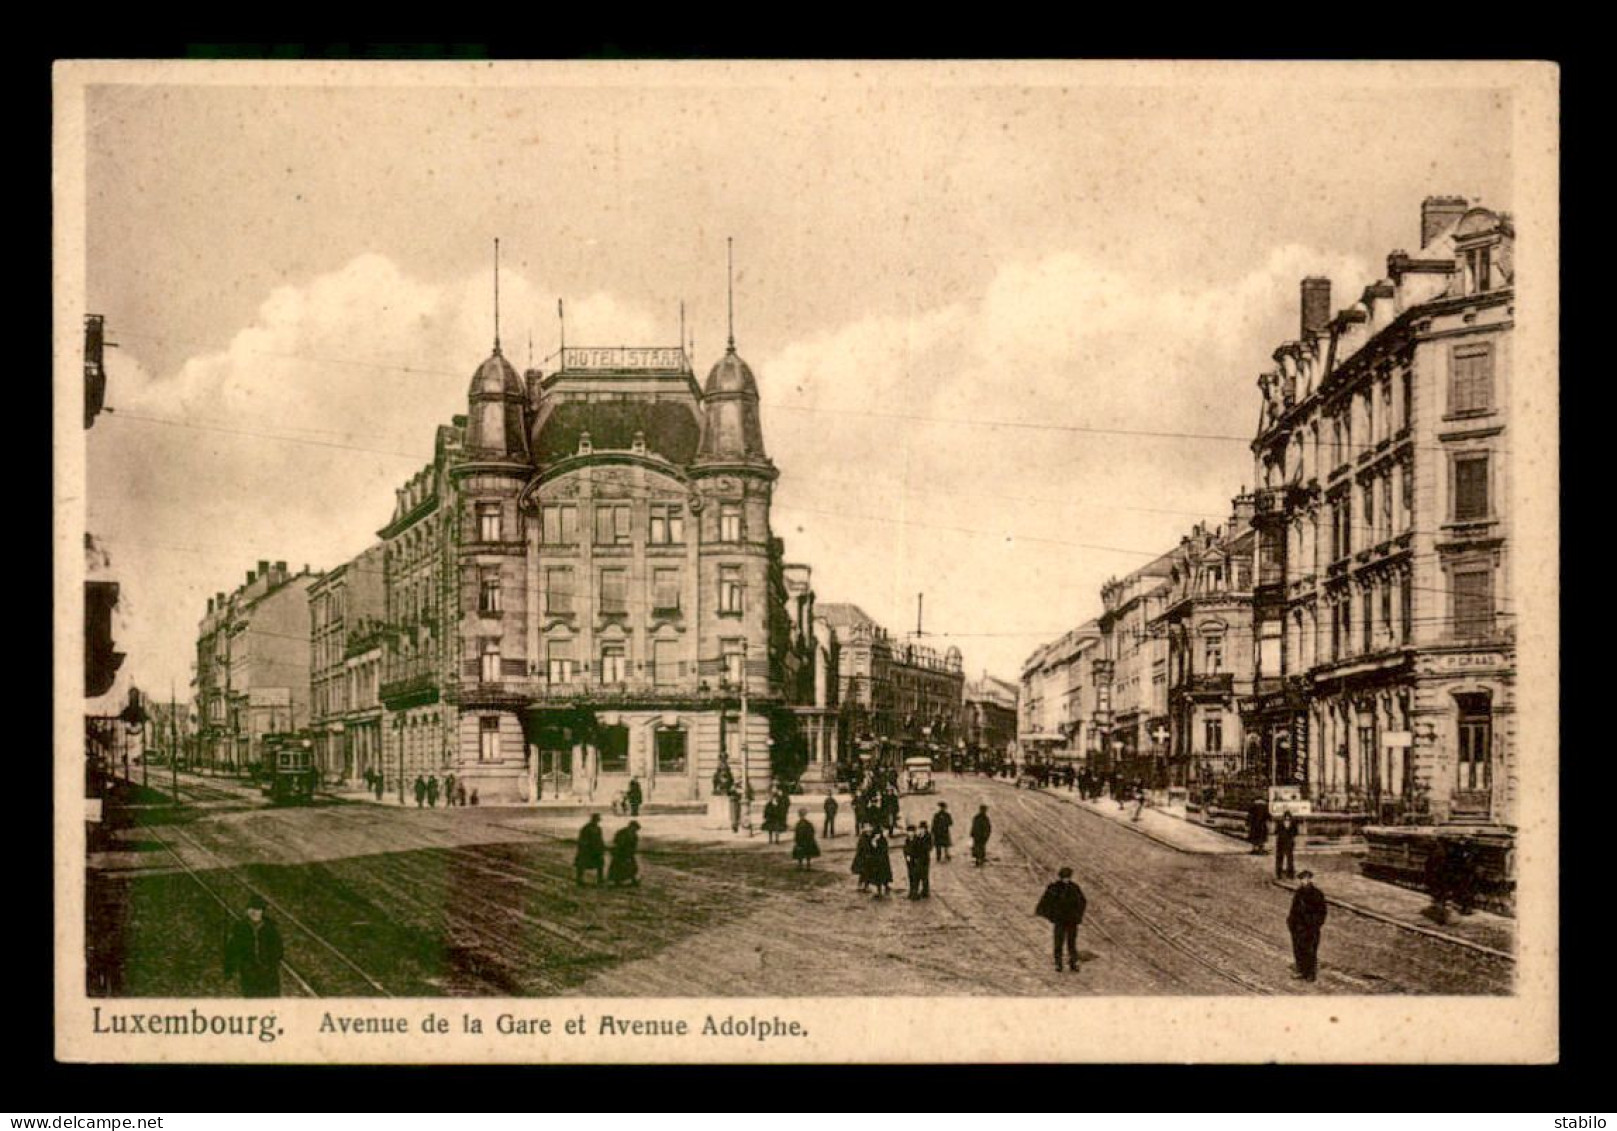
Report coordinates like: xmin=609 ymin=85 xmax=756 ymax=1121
xmin=1187 ymin=672 xmax=1235 ymax=697
xmin=379 ymin=671 xmax=440 ymax=707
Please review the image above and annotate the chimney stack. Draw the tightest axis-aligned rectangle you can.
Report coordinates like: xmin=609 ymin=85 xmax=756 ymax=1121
xmin=246 ymin=570 xmax=256 ymax=586
xmin=1300 ymin=277 xmax=1332 ymax=338
xmin=1421 ymin=195 xmax=1468 ymax=249
xmin=216 ymin=591 xmax=225 ymax=608
xmin=207 ymin=597 xmax=214 ymax=614
xmin=257 ymin=559 xmax=270 ymax=576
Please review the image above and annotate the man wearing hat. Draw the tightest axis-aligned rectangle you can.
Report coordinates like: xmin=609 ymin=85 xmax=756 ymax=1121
xmin=223 ymin=893 xmax=284 ymax=997
xmin=1035 ymin=866 xmax=1088 ymax=972
xmin=1286 ymin=870 xmax=1328 ymax=981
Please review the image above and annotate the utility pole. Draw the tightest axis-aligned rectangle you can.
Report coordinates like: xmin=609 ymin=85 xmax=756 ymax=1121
xmin=740 ymin=637 xmax=752 ymax=835
xmin=170 ymin=685 xmax=179 ymax=802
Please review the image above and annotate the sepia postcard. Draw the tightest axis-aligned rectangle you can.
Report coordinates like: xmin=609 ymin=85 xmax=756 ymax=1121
xmin=53 ymin=59 xmax=1560 ymax=1064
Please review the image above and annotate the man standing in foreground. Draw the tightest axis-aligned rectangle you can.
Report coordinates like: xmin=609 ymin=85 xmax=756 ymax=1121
xmin=223 ymin=894 xmax=284 ymax=997
xmin=1035 ymin=866 xmax=1087 ymax=973
xmin=575 ymin=813 xmax=607 ymax=886
xmin=1287 ymin=869 xmax=1328 ymax=981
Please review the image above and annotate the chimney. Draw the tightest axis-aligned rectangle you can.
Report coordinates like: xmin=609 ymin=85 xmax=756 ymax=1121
xmin=246 ymin=570 xmax=256 ymax=586
xmin=1300 ymin=277 xmax=1331 ymax=338
xmin=207 ymin=597 xmax=214 ymax=614
xmin=1421 ymin=195 xmax=1468 ymax=249
xmin=216 ymin=591 xmax=225 ymax=608
xmin=257 ymin=559 xmax=270 ymax=577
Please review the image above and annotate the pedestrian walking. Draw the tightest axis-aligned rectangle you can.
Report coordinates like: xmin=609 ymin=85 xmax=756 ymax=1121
xmin=911 ymin=820 xmax=932 ymax=899
xmin=852 ymin=827 xmax=874 ymax=892
xmin=626 ymin=777 xmax=643 ymax=818
xmin=223 ymin=894 xmax=284 ymax=998
xmin=822 ymin=793 xmax=839 ymax=839
xmin=901 ymin=824 xmax=920 ymax=897
xmin=469 ymin=788 xmax=479 ymax=806
xmin=1274 ymin=811 xmax=1300 ymax=880
xmin=413 ymin=776 xmax=426 ymax=808
xmin=881 ymin=788 xmax=900 ymax=835
xmin=792 ymin=808 xmax=821 ymax=869
xmin=1035 ymin=866 xmax=1088 ymax=973
xmin=1246 ymin=797 xmax=1270 ymax=854
xmin=374 ymin=771 xmax=385 ymax=801
xmin=932 ymin=801 xmax=953 ymax=863
xmin=728 ymin=783 xmax=744 ymax=834
xmin=456 ymin=782 xmax=468 ymax=807
xmin=574 ymin=813 xmax=607 ymax=886
xmin=1449 ymin=835 xmax=1480 ymax=916
xmin=970 ymin=804 xmax=992 ymax=866
xmin=864 ymin=828 xmax=894 ymax=897
xmin=1132 ymin=783 xmax=1146 ymax=822
xmin=445 ymin=773 xmax=457 ymax=807
xmin=426 ymin=775 xmax=440 ymax=808
xmin=608 ymin=821 xmax=641 ymax=887
xmin=1287 ymin=869 xmax=1328 ymax=981
xmin=763 ymin=792 xmax=789 ymax=844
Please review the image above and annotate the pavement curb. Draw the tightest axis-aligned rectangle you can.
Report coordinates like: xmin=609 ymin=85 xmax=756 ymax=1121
xmin=1270 ymin=879 xmax=1515 ymax=962
xmin=1055 ymin=791 xmax=1225 ymax=856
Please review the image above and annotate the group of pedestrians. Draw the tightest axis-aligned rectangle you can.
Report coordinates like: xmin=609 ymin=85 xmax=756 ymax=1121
xmin=411 ymin=773 xmax=474 ymax=809
xmin=361 ymin=768 xmax=387 ymax=801
xmin=847 ymin=799 xmax=988 ymax=897
xmin=574 ymin=813 xmax=642 ymax=888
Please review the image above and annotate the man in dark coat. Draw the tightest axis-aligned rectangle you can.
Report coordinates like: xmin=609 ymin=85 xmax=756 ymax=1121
xmin=426 ymin=775 xmax=440 ymax=808
xmin=822 ymin=793 xmax=839 ymax=839
xmin=1449 ymin=835 xmax=1480 ymax=916
xmin=901 ymin=824 xmax=921 ymax=897
xmin=792 ymin=808 xmax=821 ymax=869
xmin=931 ymin=802 xmax=953 ymax=863
xmin=970 ymin=804 xmax=992 ymax=866
xmin=1287 ymin=869 xmax=1328 ymax=981
xmin=852 ymin=827 xmax=874 ymax=891
xmin=445 ymin=773 xmax=457 ymax=807
xmin=881 ymin=788 xmax=900 ymax=835
xmin=1246 ymin=798 xmax=1270 ymax=854
xmin=223 ymin=894 xmax=284 ymax=997
xmin=1035 ymin=866 xmax=1088 ymax=972
xmin=626 ymin=778 xmax=643 ymax=818
xmin=910 ymin=820 xmax=932 ymax=899
xmin=1274 ymin=811 xmax=1300 ymax=880
xmin=574 ymin=813 xmax=607 ymax=886
xmin=413 ymin=776 xmax=426 ymax=808
xmin=608 ymin=821 xmax=641 ymax=887
xmin=864 ymin=829 xmax=893 ymax=896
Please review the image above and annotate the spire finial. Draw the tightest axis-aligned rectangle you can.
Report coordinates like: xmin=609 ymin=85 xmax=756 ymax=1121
xmin=726 ymin=236 xmax=735 ymax=352
xmin=493 ymin=238 xmax=502 ymax=353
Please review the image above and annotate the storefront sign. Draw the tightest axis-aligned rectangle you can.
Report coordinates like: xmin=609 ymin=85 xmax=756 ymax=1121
xmin=1430 ymin=651 xmax=1508 ymax=673
xmin=562 ymin=347 xmax=687 ymax=371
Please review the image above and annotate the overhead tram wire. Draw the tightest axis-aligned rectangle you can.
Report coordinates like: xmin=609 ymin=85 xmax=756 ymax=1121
xmin=102 ymin=326 xmax=1506 ymax=457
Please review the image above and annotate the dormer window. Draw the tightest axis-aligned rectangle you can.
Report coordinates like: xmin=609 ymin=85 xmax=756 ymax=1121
xmin=1465 ymin=245 xmax=1493 ymax=294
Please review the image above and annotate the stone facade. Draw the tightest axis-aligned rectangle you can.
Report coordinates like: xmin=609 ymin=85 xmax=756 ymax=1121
xmin=308 ymin=542 xmax=385 ymax=782
xmin=194 ymin=561 xmax=321 ymax=772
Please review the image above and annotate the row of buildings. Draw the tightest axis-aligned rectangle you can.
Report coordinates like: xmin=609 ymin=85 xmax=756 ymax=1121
xmin=1021 ymin=195 xmax=1516 ymax=832
xmin=192 ymin=301 xmax=1018 ymax=805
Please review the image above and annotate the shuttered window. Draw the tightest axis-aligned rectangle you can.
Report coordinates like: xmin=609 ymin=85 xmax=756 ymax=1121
xmin=1454 ymin=455 xmax=1489 ymax=521
xmin=1450 ymin=344 xmax=1494 ymax=414
xmin=1452 ymin=567 xmax=1494 ymax=637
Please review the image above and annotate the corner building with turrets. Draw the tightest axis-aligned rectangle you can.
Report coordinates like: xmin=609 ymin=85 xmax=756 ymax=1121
xmin=374 ymin=326 xmax=826 ymax=807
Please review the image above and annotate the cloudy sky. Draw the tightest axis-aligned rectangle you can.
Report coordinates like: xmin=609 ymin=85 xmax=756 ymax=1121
xmin=70 ymin=62 xmax=1515 ymax=704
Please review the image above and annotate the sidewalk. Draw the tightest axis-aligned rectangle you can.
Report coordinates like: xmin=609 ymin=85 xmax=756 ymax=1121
xmin=1058 ymin=791 xmax=1251 ymax=855
xmin=1272 ymin=859 xmax=1515 ymax=959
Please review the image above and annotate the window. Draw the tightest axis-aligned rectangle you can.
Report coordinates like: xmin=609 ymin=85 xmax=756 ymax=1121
xmin=1401 ymin=463 xmax=1414 ymax=530
xmin=1456 ymin=694 xmax=1492 ymax=792
xmin=1452 ymin=565 xmax=1494 ymax=638
xmin=599 ymin=568 xmax=628 ymax=616
xmin=723 ymin=640 xmax=745 ymax=686
xmin=480 ymin=639 xmax=500 ymax=683
xmin=656 ymin=728 xmax=688 ymax=773
xmin=719 ymin=506 xmax=742 ymax=543
xmin=1453 ymin=454 xmax=1490 ymax=522
xmin=1204 ymin=717 xmax=1223 ymax=754
xmin=1380 ymin=581 xmax=1393 ymax=648
xmin=649 ymin=504 xmax=685 ymax=544
xmin=598 ymin=725 xmax=629 ymax=774
xmin=1399 ymin=573 xmax=1413 ymax=643
xmin=545 ymin=567 xmax=573 ymax=615
xmin=1362 ymin=482 xmax=1376 ymax=544
xmin=1203 ymin=635 xmax=1224 ymax=673
xmin=541 ymin=504 xmax=578 ymax=545
xmin=479 ymin=716 xmax=500 ymax=762
xmin=478 ymin=504 xmax=501 ymax=543
xmin=478 ymin=568 xmax=501 ymax=614
xmin=1332 ymin=417 xmax=1344 ymax=468
xmin=652 ymin=567 xmax=681 ymax=614
xmin=1361 ymin=586 xmax=1373 ymax=654
xmin=1450 ymin=344 xmax=1494 ymax=414
xmin=654 ymin=638 xmax=679 ymax=685
xmin=1340 ymin=601 xmax=1352 ymax=658
xmin=1465 ymin=247 xmax=1493 ymax=294
xmin=1362 ymin=388 xmax=1374 ymax=449
xmin=1401 ymin=371 xmax=1413 ymax=432
xmin=595 ymin=504 xmax=631 ymax=545
xmin=1381 ymin=476 xmax=1393 ymax=544
xmin=719 ymin=565 xmax=743 ymax=614
xmin=546 ymin=639 xmax=573 ymax=685
xmin=1380 ymin=379 xmax=1393 ymax=442
xmin=600 ymin=644 xmax=627 ymax=684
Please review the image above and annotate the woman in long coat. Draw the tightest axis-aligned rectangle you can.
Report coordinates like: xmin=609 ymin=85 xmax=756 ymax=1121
xmin=762 ymin=792 xmax=789 ymax=843
xmin=608 ymin=821 xmax=641 ymax=886
xmin=864 ymin=829 xmax=894 ymax=896
xmin=852 ymin=828 xmax=873 ymax=891
xmin=574 ymin=814 xmax=607 ymax=885
xmin=792 ymin=809 xmax=821 ymax=869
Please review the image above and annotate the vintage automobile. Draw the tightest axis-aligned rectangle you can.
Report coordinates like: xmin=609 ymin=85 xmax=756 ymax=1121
xmin=903 ymin=756 xmax=936 ymax=794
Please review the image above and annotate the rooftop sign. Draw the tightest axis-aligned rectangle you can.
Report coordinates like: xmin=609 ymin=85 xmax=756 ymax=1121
xmin=561 ymin=347 xmax=689 ymax=372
